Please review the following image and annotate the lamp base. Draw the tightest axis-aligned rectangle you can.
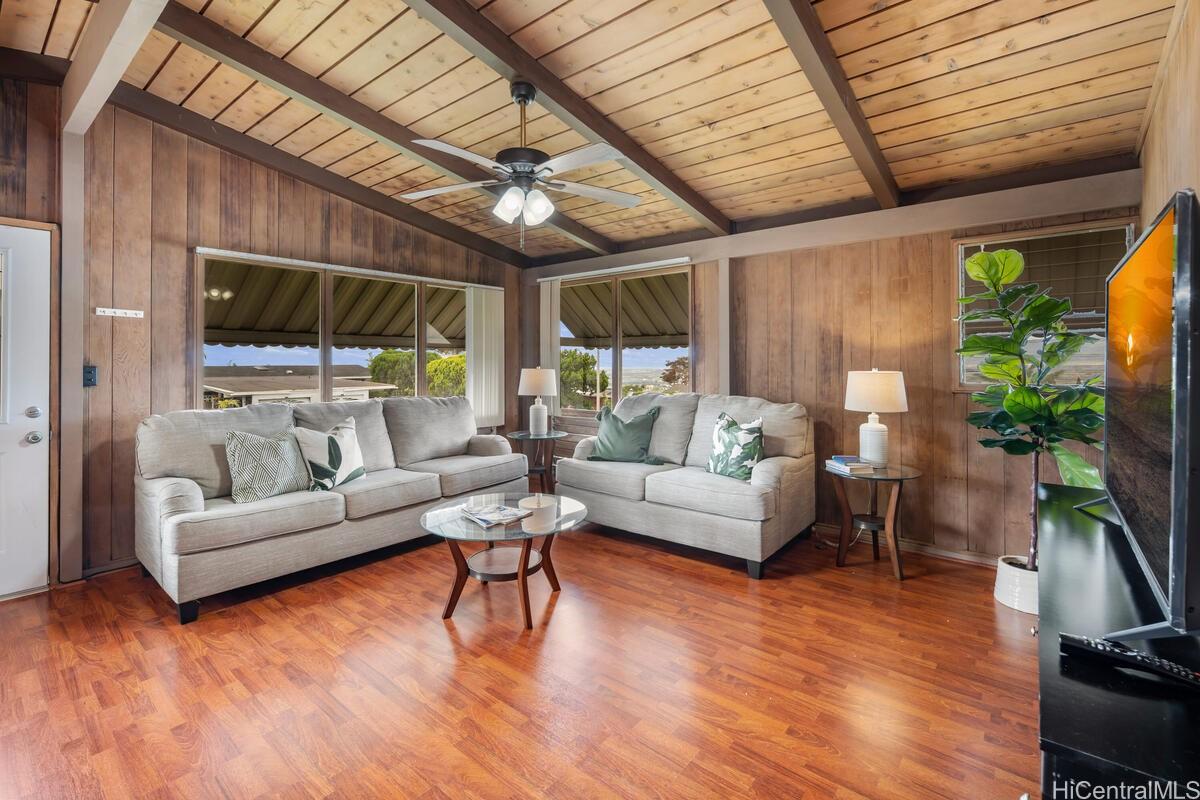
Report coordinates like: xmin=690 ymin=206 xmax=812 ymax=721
xmin=529 ymin=398 xmax=548 ymax=435
xmin=859 ymin=413 xmax=888 ymax=466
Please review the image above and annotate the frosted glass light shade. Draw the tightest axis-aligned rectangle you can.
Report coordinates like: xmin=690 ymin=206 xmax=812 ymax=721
xmin=844 ymin=369 xmax=908 ymax=413
xmin=522 ymin=189 xmax=554 ymax=225
xmin=493 ymin=186 xmax=524 ymax=223
xmin=518 ymin=367 xmax=558 ymax=397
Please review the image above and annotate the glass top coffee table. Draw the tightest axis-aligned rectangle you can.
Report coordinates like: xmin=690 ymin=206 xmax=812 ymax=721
xmin=420 ymin=492 xmax=587 ymax=629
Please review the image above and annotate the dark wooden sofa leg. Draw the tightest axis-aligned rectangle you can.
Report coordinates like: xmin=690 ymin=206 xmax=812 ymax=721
xmin=140 ymin=563 xmax=151 ymax=578
xmin=178 ymin=601 xmax=200 ymax=625
xmin=746 ymin=560 xmax=763 ymax=580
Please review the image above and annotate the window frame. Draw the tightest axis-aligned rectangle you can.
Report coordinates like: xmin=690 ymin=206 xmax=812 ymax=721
xmin=951 ymin=218 xmax=1136 ymax=391
xmin=193 ymin=248 xmax=493 ymax=409
xmin=558 ymin=264 xmax=694 ymax=413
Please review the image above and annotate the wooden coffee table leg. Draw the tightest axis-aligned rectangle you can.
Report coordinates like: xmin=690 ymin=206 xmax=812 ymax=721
xmin=517 ymin=538 xmax=533 ymax=629
xmin=884 ymin=481 xmax=905 ymax=581
xmin=442 ymin=539 xmax=469 ymax=620
xmin=541 ymin=533 xmax=560 ymax=592
xmin=833 ymin=476 xmax=853 ymax=567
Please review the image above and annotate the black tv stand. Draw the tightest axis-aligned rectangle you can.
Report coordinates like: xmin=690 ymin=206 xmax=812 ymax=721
xmin=1038 ymin=485 xmax=1200 ymax=796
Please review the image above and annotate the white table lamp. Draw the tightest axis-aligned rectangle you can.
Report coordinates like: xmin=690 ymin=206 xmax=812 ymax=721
xmin=518 ymin=367 xmax=558 ymax=435
xmin=844 ymin=369 xmax=908 ymax=466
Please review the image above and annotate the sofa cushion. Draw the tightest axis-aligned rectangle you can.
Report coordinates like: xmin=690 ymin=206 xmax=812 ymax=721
xmin=381 ymin=396 xmax=476 ymax=466
xmin=645 ymin=466 xmax=776 ymax=521
xmin=164 ymin=490 xmax=345 ymax=555
xmin=332 ymin=468 xmax=441 ymax=519
xmin=590 ymin=405 xmax=660 ymax=462
xmin=225 ymin=428 xmax=310 ymax=503
xmin=685 ymin=395 xmax=810 ymax=468
xmin=406 ymin=453 xmax=527 ymax=496
xmin=611 ymin=392 xmax=700 ymax=464
xmin=557 ymin=458 xmax=681 ymax=501
xmin=292 ymin=399 xmax=395 ymax=471
xmin=137 ymin=404 xmax=295 ymax=499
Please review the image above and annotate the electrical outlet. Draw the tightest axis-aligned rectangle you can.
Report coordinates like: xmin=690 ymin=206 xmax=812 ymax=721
xmin=83 ymin=365 xmax=98 ymax=387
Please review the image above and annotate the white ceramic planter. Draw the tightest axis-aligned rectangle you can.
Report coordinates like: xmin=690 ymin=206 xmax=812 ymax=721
xmin=994 ymin=555 xmax=1039 ymax=615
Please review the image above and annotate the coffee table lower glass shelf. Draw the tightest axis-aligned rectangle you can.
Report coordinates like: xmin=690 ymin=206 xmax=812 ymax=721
xmin=420 ymin=492 xmax=587 ymax=629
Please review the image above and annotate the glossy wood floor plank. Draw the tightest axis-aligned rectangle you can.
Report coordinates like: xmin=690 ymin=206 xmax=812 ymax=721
xmin=0 ymin=527 xmax=1038 ymax=799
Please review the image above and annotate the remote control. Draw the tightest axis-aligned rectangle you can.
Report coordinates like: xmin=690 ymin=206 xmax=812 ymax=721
xmin=1059 ymin=633 xmax=1200 ymax=691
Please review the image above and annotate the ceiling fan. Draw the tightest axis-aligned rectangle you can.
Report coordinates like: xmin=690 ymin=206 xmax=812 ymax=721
xmin=399 ymin=80 xmax=640 ymax=226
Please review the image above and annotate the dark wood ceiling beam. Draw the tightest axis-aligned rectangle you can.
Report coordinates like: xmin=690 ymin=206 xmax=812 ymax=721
xmin=762 ymin=0 xmax=900 ymax=209
xmin=401 ymin=0 xmax=733 ymax=238
xmin=153 ymin=1 xmax=614 ymax=256
xmin=108 ymin=82 xmax=531 ymax=266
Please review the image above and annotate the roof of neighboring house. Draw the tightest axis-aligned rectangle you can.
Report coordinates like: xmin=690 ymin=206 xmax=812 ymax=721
xmin=204 ymin=262 xmax=466 ymax=349
xmin=204 ymin=376 xmax=396 ymax=396
xmin=205 ymin=365 xmax=371 ymax=378
xmin=560 ymin=271 xmax=689 ymax=349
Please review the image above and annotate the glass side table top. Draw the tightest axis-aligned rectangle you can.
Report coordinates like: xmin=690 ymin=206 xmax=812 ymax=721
xmin=507 ymin=430 xmax=570 ymax=441
xmin=823 ymin=464 xmax=922 ymax=481
xmin=420 ymin=492 xmax=587 ymax=542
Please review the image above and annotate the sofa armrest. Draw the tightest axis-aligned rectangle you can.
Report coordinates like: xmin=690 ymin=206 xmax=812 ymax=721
xmin=572 ymin=436 xmax=597 ymax=460
xmin=751 ymin=454 xmax=816 ymax=538
xmin=467 ymin=434 xmax=512 ymax=457
xmin=135 ymin=476 xmax=204 ymax=584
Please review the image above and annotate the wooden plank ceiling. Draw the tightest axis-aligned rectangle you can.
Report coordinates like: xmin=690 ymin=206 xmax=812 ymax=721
xmin=0 ymin=0 xmax=1176 ymax=261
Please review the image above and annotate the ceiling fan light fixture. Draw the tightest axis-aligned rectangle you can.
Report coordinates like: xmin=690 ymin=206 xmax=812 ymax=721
xmin=493 ymin=185 xmax=524 ymax=223
xmin=522 ymin=188 xmax=554 ymax=225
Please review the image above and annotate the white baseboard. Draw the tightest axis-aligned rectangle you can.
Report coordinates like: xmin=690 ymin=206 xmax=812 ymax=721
xmin=811 ymin=523 xmax=998 ymax=568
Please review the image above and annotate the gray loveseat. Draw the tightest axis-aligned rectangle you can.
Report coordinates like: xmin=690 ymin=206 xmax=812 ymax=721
xmin=134 ymin=396 xmax=527 ymax=623
xmin=555 ymin=393 xmax=815 ymax=578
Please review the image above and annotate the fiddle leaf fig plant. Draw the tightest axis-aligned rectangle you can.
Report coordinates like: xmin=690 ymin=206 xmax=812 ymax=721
xmin=956 ymin=248 xmax=1104 ymax=571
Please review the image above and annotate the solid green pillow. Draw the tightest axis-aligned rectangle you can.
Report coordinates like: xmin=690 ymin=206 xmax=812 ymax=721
xmin=588 ymin=405 xmax=663 ymax=464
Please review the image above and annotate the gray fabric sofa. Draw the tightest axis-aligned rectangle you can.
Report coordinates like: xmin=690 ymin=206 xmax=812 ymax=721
xmin=134 ymin=396 xmax=527 ymax=622
xmin=555 ymin=393 xmax=815 ymax=578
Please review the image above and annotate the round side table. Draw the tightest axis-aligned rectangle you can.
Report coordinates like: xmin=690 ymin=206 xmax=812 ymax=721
xmin=507 ymin=430 xmax=568 ymax=493
xmin=825 ymin=464 xmax=921 ymax=580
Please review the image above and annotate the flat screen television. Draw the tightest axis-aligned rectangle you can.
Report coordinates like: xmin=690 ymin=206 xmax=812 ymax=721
xmin=1103 ymin=189 xmax=1200 ymax=641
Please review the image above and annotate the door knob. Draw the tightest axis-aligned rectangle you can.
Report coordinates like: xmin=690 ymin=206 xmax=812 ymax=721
xmin=24 ymin=432 xmax=44 ymax=444
xmin=25 ymin=406 xmax=43 ymax=418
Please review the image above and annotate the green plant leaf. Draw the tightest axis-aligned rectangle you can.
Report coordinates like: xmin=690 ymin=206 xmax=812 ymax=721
xmin=957 ymin=309 xmax=1010 ymax=323
xmin=1003 ymin=386 xmax=1052 ymax=424
xmin=958 ymin=291 xmax=997 ymax=304
xmin=1042 ymin=334 xmax=1087 ymax=372
xmin=979 ymin=437 xmax=1040 ymax=455
xmin=978 ymin=356 xmax=1025 ymax=385
xmin=970 ymin=384 xmax=1009 ymax=408
xmin=967 ymin=408 xmax=1018 ymax=435
xmin=991 ymin=249 xmax=1025 ymax=285
xmin=1014 ymin=295 xmax=1073 ymax=342
xmin=1048 ymin=443 xmax=1104 ymax=489
xmin=964 ymin=251 xmax=998 ymax=286
xmin=997 ymin=282 xmax=1041 ymax=308
xmin=957 ymin=334 xmax=1022 ymax=358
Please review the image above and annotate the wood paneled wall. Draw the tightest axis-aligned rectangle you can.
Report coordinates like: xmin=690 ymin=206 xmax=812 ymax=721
xmin=0 ymin=79 xmax=58 ymax=223
xmin=731 ymin=210 xmax=1129 ymax=558
xmin=78 ymin=104 xmax=519 ymax=575
xmin=1140 ymin=0 xmax=1199 ymax=224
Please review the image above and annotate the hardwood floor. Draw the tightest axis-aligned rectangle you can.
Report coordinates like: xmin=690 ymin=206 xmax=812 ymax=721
xmin=0 ymin=527 xmax=1039 ymax=799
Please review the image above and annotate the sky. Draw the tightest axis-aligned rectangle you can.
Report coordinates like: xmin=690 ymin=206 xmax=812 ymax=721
xmin=204 ymin=341 xmax=688 ymax=371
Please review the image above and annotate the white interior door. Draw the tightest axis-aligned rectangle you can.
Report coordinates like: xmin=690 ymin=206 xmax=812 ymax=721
xmin=0 ymin=225 xmax=51 ymax=597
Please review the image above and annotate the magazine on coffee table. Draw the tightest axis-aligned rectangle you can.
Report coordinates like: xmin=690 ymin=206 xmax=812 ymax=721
xmin=460 ymin=504 xmax=532 ymax=528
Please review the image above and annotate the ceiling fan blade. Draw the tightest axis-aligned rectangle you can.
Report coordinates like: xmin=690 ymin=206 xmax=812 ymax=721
xmin=399 ymin=179 xmax=504 ymax=201
xmin=412 ymin=139 xmax=507 ymax=173
xmin=537 ymin=143 xmax=623 ymax=176
xmin=542 ymin=180 xmax=640 ymax=209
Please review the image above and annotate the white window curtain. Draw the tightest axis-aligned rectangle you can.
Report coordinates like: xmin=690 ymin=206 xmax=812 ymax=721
xmin=466 ymin=286 xmax=505 ymax=427
xmin=538 ymin=278 xmax=561 ymax=416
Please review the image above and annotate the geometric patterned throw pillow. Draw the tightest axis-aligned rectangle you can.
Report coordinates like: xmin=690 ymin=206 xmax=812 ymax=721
xmin=293 ymin=417 xmax=366 ymax=491
xmin=706 ymin=412 xmax=765 ymax=481
xmin=225 ymin=427 xmax=311 ymax=504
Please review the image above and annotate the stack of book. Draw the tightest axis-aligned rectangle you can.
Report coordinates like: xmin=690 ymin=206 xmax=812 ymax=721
xmin=460 ymin=504 xmax=532 ymax=528
xmin=825 ymin=455 xmax=876 ymax=476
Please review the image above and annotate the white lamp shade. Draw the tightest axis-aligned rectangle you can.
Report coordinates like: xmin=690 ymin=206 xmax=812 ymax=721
xmin=844 ymin=369 xmax=908 ymax=413
xmin=518 ymin=367 xmax=558 ymax=397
